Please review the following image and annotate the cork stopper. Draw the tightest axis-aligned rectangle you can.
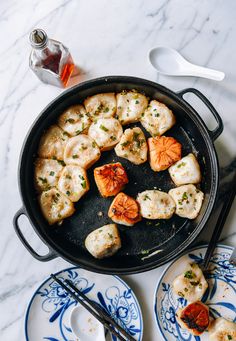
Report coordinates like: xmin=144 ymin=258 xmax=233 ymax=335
xmin=29 ymin=29 xmax=48 ymax=49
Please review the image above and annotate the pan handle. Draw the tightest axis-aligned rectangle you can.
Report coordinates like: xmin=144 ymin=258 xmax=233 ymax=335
xmin=177 ymin=88 xmax=223 ymax=141
xmin=13 ymin=207 xmax=57 ymax=262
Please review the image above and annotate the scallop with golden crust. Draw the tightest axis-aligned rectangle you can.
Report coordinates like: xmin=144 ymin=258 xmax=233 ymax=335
xmin=108 ymin=192 xmax=141 ymax=226
xmin=94 ymin=163 xmax=128 ymax=197
xmin=148 ymin=136 xmax=182 ymax=172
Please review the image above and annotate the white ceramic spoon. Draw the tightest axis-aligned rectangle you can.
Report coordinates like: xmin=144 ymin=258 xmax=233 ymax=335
xmin=70 ymin=305 xmax=106 ymax=341
xmin=149 ymin=46 xmax=225 ymax=81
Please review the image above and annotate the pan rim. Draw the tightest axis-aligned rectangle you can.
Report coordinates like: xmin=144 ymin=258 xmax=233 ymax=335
xmin=17 ymin=76 xmax=220 ymax=274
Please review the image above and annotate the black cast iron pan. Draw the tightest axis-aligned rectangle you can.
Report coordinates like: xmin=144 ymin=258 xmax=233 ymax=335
xmin=13 ymin=76 xmax=223 ymax=274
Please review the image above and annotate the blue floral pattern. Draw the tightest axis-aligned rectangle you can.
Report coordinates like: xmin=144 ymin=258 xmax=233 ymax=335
xmin=154 ymin=245 xmax=236 ymax=341
xmin=25 ymin=268 xmax=142 ymax=341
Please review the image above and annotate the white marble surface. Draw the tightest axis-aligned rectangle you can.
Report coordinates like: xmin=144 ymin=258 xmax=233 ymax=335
xmin=0 ymin=0 xmax=235 ymax=340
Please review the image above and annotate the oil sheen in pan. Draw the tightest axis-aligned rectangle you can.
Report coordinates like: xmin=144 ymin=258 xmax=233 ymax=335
xmin=49 ymin=120 xmax=204 ymax=257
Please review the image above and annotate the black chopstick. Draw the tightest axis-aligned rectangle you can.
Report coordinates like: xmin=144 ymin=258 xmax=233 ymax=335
xmin=51 ymin=274 xmax=135 ymax=341
xmin=202 ymin=172 xmax=236 ymax=270
xmin=64 ymin=279 xmax=136 ymax=341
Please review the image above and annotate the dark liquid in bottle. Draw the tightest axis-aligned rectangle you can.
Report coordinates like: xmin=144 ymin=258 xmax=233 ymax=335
xmin=42 ymin=51 xmax=74 ymax=86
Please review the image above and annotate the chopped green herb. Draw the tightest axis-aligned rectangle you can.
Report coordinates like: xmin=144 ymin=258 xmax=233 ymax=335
xmin=49 ymin=171 xmax=55 ymax=176
xmin=97 ymin=104 xmax=103 ymax=111
xmin=57 ymin=160 xmax=66 ymax=166
xmin=65 ymin=118 xmax=75 ymax=123
xmin=144 ymin=195 xmax=151 ymax=201
xmin=177 ymin=162 xmax=186 ymax=168
xmin=66 ymin=190 xmax=71 ymax=196
xmin=227 ymin=335 xmax=232 ymax=340
xmin=155 ymin=222 xmax=160 ymax=227
xmin=110 ymin=135 xmax=117 ymax=141
xmin=141 ymin=249 xmax=149 ymax=255
xmin=79 ymin=175 xmax=85 ymax=180
xmin=108 ymin=233 xmax=113 ymax=239
xmin=92 ymin=141 xmax=97 ymax=148
xmin=154 ymin=113 xmax=160 ymax=117
xmin=184 ymin=270 xmax=195 ymax=279
xmin=121 ymin=141 xmax=130 ymax=147
xmin=53 ymin=195 xmax=59 ymax=204
xmin=72 ymin=154 xmax=78 ymax=159
xmin=184 ymin=287 xmax=188 ymax=292
xmin=81 ymin=145 xmax=88 ymax=150
xmin=104 ymin=107 xmax=109 ymax=113
xmin=182 ymin=192 xmax=188 ymax=201
xmin=190 ymin=281 xmax=200 ymax=286
xmin=199 ymin=283 xmax=202 ymax=289
xmin=118 ymin=106 xmax=122 ymax=110
xmin=178 ymin=291 xmax=184 ymax=297
xmin=81 ymin=180 xmax=86 ymax=189
xmin=135 ymin=100 xmax=139 ymax=104
xmin=39 ymin=177 xmax=47 ymax=184
xmin=133 ymin=132 xmax=140 ymax=141
xmin=146 ymin=221 xmax=152 ymax=226
xmin=52 ymin=156 xmax=57 ymax=160
xmin=100 ymin=124 xmax=109 ymax=132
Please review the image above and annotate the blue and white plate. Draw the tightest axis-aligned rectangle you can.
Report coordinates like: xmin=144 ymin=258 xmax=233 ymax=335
xmin=154 ymin=244 xmax=236 ymax=341
xmin=25 ymin=267 xmax=143 ymax=341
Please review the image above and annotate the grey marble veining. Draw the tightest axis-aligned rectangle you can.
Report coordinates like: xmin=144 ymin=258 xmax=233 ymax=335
xmin=0 ymin=0 xmax=235 ymax=340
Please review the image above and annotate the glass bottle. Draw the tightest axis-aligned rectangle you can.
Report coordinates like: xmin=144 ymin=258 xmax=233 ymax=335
xmin=29 ymin=29 xmax=74 ymax=88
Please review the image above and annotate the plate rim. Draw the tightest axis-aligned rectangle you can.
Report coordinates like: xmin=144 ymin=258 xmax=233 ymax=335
xmin=153 ymin=243 xmax=234 ymax=341
xmin=25 ymin=266 xmax=144 ymax=341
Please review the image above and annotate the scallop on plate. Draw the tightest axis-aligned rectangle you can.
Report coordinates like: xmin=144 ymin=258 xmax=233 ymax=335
xmin=154 ymin=245 xmax=236 ymax=341
xmin=25 ymin=267 xmax=143 ymax=341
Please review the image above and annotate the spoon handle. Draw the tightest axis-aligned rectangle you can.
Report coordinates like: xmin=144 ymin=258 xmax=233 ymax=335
xmin=186 ymin=63 xmax=225 ymax=81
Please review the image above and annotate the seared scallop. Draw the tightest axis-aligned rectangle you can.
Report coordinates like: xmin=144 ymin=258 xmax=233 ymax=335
xmin=141 ymin=100 xmax=176 ymax=136
xmin=84 ymin=93 xmax=116 ymax=120
xmin=137 ymin=190 xmax=175 ymax=219
xmin=209 ymin=318 xmax=236 ymax=341
xmin=176 ymin=301 xmax=209 ymax=336
xmin=116 ymin=90 xmax=148 ymax=124
xmin=115 ymin=127 xmax=148 ymax=165
xmin=38 ymin=125 xmax=69 ymax=160
xmin=94 ymin=163 xmax=128 ymax=197
xmin=173 ymin=263 xmax=208 ymax=302
xmin=169 ymin=184 xmax=204 ymax=219
xmin=169 ymin=153 xmax=201 ymax=186
xmin=34 ymin=158 xmax=64 ymax=192
xmin=58 ymin=104 xmax=90 ymax=136
xmin=85 ymin=224 xmax=121 ymax=259
xmin=88 ymin=118 xmax=123 ymax=151
xmin=64 ymin=134 xmax=101 ymax=169
xmin=108 ymin=192 xmax=141 ymax=226
xmin=148 ymin=136 xmax=182 ymax=172
xmin=39 ymin=188 xmax=75 ymax=225
xmin=57 ymin=165 xmax=89 ymax=202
